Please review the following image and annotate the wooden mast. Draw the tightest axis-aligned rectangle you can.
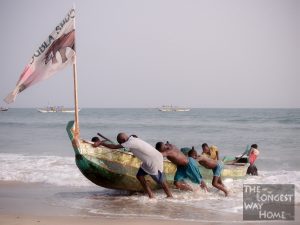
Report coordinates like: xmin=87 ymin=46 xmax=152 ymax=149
xmin=73 ymin=6 xmax=80 ymax=138
xmin=73 ymin=62 xmax=80 ymax=137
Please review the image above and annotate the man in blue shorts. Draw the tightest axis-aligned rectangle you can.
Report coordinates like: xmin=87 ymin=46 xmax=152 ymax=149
xmin=192 ymin=149 xmax=228 ymax=196
xmin=155 ymin=142 xmax=207 ymax=191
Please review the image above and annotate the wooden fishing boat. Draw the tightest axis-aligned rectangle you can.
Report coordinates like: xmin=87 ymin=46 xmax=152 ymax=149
xmin=67 ymin=120 xmax=249 ymax=192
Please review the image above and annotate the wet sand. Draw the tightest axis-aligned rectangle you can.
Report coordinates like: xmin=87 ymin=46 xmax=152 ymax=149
xmin=0 ymin=181 xmax=299 ymax=225
xmin=0 ymin=215 xmax=229 ymax=225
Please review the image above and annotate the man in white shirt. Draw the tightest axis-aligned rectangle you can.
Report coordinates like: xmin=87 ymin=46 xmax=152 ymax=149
xmin=94 ymin=133 xmax=173 ymax=198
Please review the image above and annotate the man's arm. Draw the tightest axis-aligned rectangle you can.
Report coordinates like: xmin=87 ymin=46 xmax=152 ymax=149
xmin=93 ymin=141 xmax=123 ymax=149
xmin=216 ymin=150 xmax=219 ymax=160
xmin=102 ymin=142 xmax=123 ymax=149
xmin=196 ymin=155 xmax=204 ymax=162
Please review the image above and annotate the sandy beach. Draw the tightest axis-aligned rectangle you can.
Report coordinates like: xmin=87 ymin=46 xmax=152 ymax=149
xmin=0 ymin=181 xmax=299 ymax=225
xmin=1 ymin=211 xmax=300 ymax=225
xmin=0 ymin=215 xmax=235 ymax=225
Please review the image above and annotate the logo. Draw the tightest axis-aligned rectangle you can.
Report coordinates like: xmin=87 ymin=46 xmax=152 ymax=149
xmin=243 ymin=184 xmax=294 ymax=220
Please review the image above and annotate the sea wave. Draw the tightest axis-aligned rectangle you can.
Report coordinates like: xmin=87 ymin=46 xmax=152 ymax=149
xmin=0 ymin=153 xmax=299 ymax=199
xmin=0 ymin=153 xmax=93 ymax=187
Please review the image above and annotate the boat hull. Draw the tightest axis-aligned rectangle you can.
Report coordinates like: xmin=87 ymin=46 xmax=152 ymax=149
xmin=67 ymin=121 xmax=248 ymax=191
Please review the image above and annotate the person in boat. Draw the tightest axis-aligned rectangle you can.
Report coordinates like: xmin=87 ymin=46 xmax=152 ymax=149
xmin=91 ymin=136 xmax=100 ymax=143
xmin=201 ymin=143 xmax=219 ymax=160
xmin=191 ymin=148 xmax=228 ymax=196
xmin=93 ymin=133 xmax=172 ymax=199
xmin=246 ymin=144 xmax=259 ymax=176
xmin=91 ymin=136 xmax=113 ymax=147
xmin=155 ymin=142 xmax=207 ymax=192
xmin=91 ymin=134 xmax=135 ymax=152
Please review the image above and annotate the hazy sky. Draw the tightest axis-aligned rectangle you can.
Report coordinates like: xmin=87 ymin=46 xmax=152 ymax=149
xmin=0 ymin=0 xmax=299 ymax=108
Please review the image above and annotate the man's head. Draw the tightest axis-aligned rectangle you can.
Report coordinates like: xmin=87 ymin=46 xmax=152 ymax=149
xmin=155 ymin=142 xmax=171 ymax=152
xmin=91 ymin=136 xmax=101 ymax=148
xmin=155 ymin=142 xmax=168 ymax=152
xmin=202 ymin=143 xmax=210 ymax=153
xmin=156 ymin=141 xmax=172 ymax=152
xmin=117 ymin=133 xmax=129 ymax=144
xmin=251 ymin=144 xmax=258 ymax=149
xmin=91 ymin=137 xmax=100 ymax=142
xmin=188 ymin=149 xmax=198 ymax=159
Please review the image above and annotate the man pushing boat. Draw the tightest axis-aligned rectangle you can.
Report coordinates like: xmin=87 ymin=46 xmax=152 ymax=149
xmin=156 ymin=142 xmax=228 ymax=196
xmin=92 ymin=133 xmax=173 ymax=199
xmin=188 ymin=148 xmax=228 ymax=196
xmin=155 ymin=142 xmax=208 ymax=192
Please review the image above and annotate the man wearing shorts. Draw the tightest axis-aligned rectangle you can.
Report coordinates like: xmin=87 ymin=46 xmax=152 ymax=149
xmin=195 ymin=152 xmax=228 ymax=196
xmin=94 ymin=133 xmax=172 ymax=198
xmin=155 ymin=142 xmax=207 ymax=191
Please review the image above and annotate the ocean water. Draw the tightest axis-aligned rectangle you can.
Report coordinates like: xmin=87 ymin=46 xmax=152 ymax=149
xmin=0 ymin=108 xmax=299 ymax=221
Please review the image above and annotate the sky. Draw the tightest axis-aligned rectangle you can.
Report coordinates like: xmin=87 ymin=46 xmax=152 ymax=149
xmin=0 ymin=0 xmax=299 ymax=108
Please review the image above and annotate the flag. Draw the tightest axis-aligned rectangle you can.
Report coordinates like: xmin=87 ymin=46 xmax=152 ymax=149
xmin=4 ymin=8 xmax=76 ymax=104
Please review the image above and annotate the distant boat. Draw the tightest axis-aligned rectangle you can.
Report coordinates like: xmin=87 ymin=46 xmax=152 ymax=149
xmin=37 ymin=106 xmax=80 ymax=113
xmin=158 ymin=105 xmax=191 ymax=112
xmin=0 ymin=107 xmax=8 ymax=112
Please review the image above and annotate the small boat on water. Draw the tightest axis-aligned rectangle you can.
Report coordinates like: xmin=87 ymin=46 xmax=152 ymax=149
xmin=37 ymin=106 xmax=80 ymax=113
xmin=0 ymin=107 xmax=8 ymax=112
xmin=67 ymin=120 xmax=249 ymax=192
xmin=159 ymin=105 xmax=191 ymax=112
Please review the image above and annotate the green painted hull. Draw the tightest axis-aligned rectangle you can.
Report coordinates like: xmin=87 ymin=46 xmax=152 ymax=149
xmin=67 ymin=121 xmax=248 ymax=191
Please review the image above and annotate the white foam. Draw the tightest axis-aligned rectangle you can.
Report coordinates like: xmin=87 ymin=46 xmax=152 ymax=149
xmin=101 ymin=170 xmax=300 ymax=215
xmin=0 ymin=153 xmax=93 ymax=186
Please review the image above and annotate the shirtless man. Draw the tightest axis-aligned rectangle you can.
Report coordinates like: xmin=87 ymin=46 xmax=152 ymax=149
xmin=94 ymin=133 xmax=172 ymax=199
xmin=155 ymin=142 xmax=207 ymax=191
xmin=189 ymin=149 xmax=228 ymax=196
